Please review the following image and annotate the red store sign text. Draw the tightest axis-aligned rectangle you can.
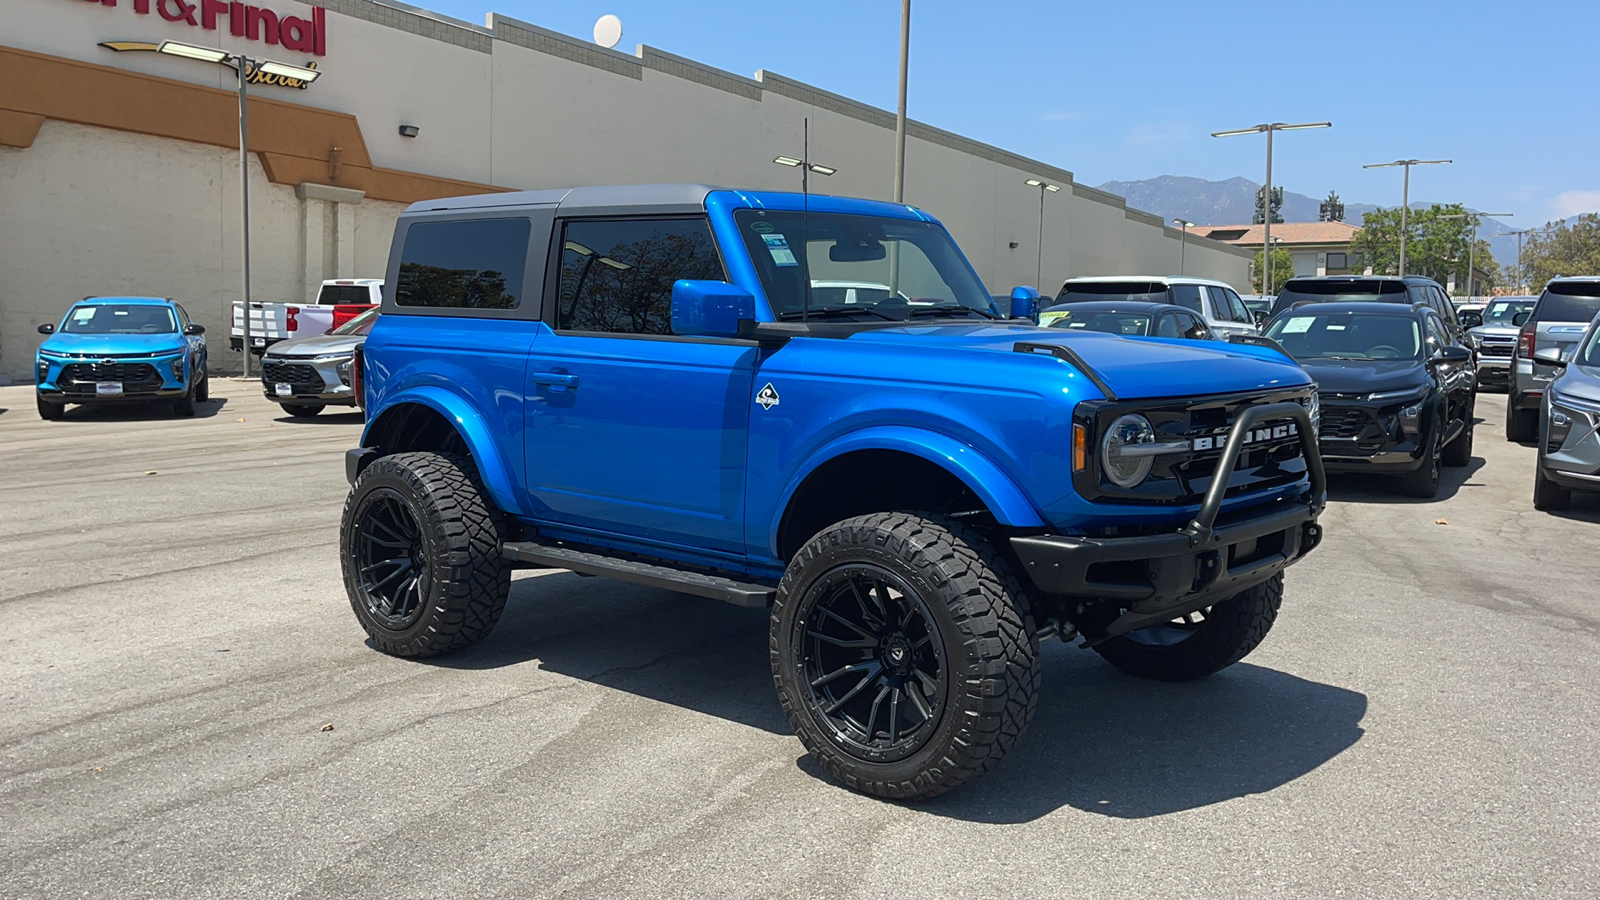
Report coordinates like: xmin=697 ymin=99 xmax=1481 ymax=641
xmin=83 ymin=0 xmax=327 ymax=57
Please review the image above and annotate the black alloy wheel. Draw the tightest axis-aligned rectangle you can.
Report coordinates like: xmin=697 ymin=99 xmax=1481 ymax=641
xmin=353 ymin=489 xmax=430 ymax=630
xmin=797 ymin=564 xmax=947 ymax=762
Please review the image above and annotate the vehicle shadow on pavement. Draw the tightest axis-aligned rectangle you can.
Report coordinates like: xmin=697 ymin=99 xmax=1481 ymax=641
xmin=411 ymin=572 xmax=791 ymax=734
xmin=272 ymin=410 xmax=365 ymax=425
xmin=911 ymin=648 xmax=1367 ymax=823
xmin=1543 ymin=494 xmax=1600 ymax=523
xmin=52 ymin=397 xmax=230 ymax=421
xmin=1325 ymin=457 xmax=1485 ymax=504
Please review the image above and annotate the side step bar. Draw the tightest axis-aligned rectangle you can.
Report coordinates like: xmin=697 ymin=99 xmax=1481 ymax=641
xmin=500 ymin=542 xmax=775 ymax=609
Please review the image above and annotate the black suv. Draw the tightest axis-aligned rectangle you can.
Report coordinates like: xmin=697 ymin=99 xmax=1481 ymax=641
xmin=1270 ymin=275 xmax=1467 ymax=343
xmin=1263 ymin=301 xmax=1476 ymax=498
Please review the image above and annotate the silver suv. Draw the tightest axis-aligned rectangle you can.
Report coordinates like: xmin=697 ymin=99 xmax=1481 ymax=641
xmin=1533 ymin=311 xmax=1600 ymax=509
xmin=1056 ymin=276 xmax=1261 ymax=338
xmin=1465 ymin=296 xmax=1537 ymax=388
xmin=1506 ymin=277 xmax=1600 ymax=441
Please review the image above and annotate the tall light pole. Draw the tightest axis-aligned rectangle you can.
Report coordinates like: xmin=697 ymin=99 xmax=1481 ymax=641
xmin=1362 ymin=159 xmax=1451 ymax=277
xmin=892 ymin=0 xmax=910 ymax=203
xmin=1173 ymin=219 xmax=1196 ymax=275
xmin=1439 ymin=211 xmax=1510 ymax=297
xmin=1500 ymin=226 xmax=1555 ymax=294
xmin=1213 ymin=122 xmax=1332 ymax=298
xmin=1026 ymin=178 xmax=1063 ymax=290
xmin=155 ymin=41 xmax=319 ymax=378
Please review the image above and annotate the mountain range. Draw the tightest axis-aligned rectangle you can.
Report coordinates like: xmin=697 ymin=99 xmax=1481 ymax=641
xmin=1093 ymin=175 xmax=1563 ymax=270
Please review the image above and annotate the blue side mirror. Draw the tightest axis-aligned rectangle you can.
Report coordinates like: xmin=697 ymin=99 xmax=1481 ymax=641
xmin=671 ymin=280 xmax=756 ymax=338
xmin=1009 ymin=286 xmax=1041 ymax=323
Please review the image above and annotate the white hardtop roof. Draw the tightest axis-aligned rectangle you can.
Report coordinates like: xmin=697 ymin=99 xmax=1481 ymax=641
xmin=322 ymin=278 xmax=383 ymax=285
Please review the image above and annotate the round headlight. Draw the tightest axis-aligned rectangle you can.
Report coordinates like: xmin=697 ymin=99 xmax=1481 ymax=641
xmin=1101 ymin=414 xmax=1156 ymax=488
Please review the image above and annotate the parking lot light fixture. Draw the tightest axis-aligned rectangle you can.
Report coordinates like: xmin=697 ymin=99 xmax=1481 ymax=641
xmin=1440 ymin=211 xmax=1511 ymax=297
xmin=1173 ymin=219 xmax=1196 ymax=274
xmin=156 ymin=41 xmax=229 ymax=63
xmin=1363 ymin=159 xmax=1451 ymax=276
xmin=1025 ymin=179 xmax=1064 ymax=291
xmin=773 ymin=156 xmax=803 ymax=167
xmin=1213 ymin=122 xmax=1331 ymax=295
xmin=257 ymin=60 xmax=321 ymax=82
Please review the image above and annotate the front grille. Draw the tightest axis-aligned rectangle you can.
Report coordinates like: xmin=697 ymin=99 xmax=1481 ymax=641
xmin=59 ymin=362 xmax=163 ymax=395
xmin=261 ymin=361 xmax=324 ymax=393
xmin=1319 ymin=408 xmax=1371 ymax=439
xmin=1478 ymin=342 xmax=1514 ymax=357
xmin=1074 ymin=388 xmax=1312 ymax=506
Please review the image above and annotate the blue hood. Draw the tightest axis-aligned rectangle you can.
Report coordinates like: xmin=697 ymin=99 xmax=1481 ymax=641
xmin=845 ymin=323 xmax=1310 ymax=399
xmin=1297 ymin=359 xmax=1428 ymax=395
xmin=40 ymin=332 xmax=187 ymax=357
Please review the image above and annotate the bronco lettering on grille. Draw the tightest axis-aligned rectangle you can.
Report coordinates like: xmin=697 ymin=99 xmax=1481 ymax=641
xmin=1191 ymin=422 xmax=1298 ymax=452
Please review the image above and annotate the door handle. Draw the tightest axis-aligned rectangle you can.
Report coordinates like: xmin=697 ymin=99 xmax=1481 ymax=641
xmin=532 ymin=372 xmax=580 ymax=389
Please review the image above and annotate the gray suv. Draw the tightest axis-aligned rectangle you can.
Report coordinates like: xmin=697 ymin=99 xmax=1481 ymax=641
xmin=1533 ymin=311 xmax=1600 ymax=509
xmin=1465 ymin=296 xmax=1537 ymax=388
xmin=1506 ymin=277 xmax=1600 ymax=441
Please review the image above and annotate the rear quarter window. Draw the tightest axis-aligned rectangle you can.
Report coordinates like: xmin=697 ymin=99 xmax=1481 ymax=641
xmin=1533 ymin=284 xmax=1600 ymax=323
xmin=394 ymin=218 xmax=532 ymax=310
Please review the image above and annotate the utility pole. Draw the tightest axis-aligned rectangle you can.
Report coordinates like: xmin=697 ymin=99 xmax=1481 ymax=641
xmin=1440 ymin=212 xmax=1510 ymax=297
xmin=892 ymin=0 xmax=910 ymax=203
xmin=1213 ymin=122 xmax=1332 ymax=294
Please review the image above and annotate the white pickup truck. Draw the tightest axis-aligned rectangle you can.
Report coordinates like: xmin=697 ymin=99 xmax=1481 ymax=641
xmin=231 ymin=279 xmax=382 ymax=354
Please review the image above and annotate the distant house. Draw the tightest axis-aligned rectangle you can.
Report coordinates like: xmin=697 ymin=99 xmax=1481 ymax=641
xmin=1198 ymin=222 xmax=1364 ymax=278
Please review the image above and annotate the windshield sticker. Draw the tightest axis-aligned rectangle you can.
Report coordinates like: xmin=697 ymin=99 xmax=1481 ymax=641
xmin=750 ymin=221 xmax=775 ymax=234
xmin=1280 ymin=317 xmax=1315 ymax=334
xmin=762 ymin=234 xmax=799 ymax=267
xmin=1325 ymin=323 xmax=1347 ymax=331
xmin=71 ymin=308 xmax=97 ymax=322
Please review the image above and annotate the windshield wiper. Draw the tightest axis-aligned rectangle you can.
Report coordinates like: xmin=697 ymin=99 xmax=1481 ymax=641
xmin=907 ymin=305 xmax=1001 ymax=320
xmin=777 ymin=305 xmax=900 ymax=322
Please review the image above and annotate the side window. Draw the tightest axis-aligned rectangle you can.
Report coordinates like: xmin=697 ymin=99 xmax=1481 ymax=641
xmin=174 ymin=304 xmax=191 ymax=328
xmin=1435 ymin=288 xmax=1461 ymax=331
xmin=1156 ymin=314 xmax=1183 ymax=338
xmin=1181 ymin=313 xmax=1210 ymax=340
xmin=1223 ymin=288 xmax=1252 ymax=323
xmin=1168 ymin=284 xmax=1204 ymax=314
xmin=395 ymin=218 xmax=532 ymax=310
xmin=1422 ymin=313 xmax=1444 ymax=354
xmin=555 ymin=218 xmax=725 ymax=335
xmin=1205 ymin=286 xmax=1238 ymax=322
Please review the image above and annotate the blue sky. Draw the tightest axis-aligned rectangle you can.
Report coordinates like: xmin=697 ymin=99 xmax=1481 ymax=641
xmin=424 ymin=0 xmax=1598 ymax=228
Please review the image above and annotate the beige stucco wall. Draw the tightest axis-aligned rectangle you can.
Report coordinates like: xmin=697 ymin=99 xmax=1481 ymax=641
xmin=0 ymin=0 xmax=1249 ymax=380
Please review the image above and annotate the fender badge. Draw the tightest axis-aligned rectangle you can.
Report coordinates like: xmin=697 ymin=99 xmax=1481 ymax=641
xmin=756 ymin=383 xmax=780 ymax=410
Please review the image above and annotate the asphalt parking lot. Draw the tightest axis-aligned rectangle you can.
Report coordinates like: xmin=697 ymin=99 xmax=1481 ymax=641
xmin=2 ymin=378 xmax=1598 ymax=900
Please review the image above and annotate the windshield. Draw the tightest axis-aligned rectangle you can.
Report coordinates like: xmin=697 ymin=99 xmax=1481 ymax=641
xmin=1264 ymin=310 xmax=1423 ymax=361
xmin=1481 ymin=299 xmax=1535 ymax=327
xmin=1272 ymin=280 xmax=1406 ymax=318
xmin=733 ymin=210 xmax=997 ymax=321
xmin=331 ymin=307 xmax=379 ymax=335
xmin=1534 ymin=283 xmax=1600 ymax=323
xmin=60 ymin=303 xmax=176 ymax=335
xmin=1581 ymin=321 xmax=1600 ymax=367
xmin=1047 ymin=310 xmax=1152 ymax=335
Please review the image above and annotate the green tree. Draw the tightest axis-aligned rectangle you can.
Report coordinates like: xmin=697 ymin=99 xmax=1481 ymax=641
xmin=1252 ymin=246 xmax=1294 ymax=294
xmin=1522 ymin=214 xmax=1600 ymax=290
xmin=1348 ymin=204 xmax=1475 ymax=284
xmin=1319 ymin=190 xmax=1345 ymax=223
xmin=1254 ymin=186 xmax=1284 ymax=225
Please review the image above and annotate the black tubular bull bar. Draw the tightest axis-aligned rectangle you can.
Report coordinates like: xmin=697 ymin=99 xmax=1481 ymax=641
xmin=1010 ymin=401 xmax=1326 ymax=644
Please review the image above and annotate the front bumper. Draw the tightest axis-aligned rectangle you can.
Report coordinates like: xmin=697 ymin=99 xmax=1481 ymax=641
xmin=260 ymin=357 xmax=355 ymax=406
xmin=1011 ymin=402 xmax=1325 ymax=643
xmin=1542 ymin=393 xmax=1600 ymax=492
xmin=35 ymin=353 xmax=192 ymax=402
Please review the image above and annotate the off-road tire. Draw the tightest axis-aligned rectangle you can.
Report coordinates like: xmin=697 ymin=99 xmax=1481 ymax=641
xmin=771 ymin=512 xmax=1040 ymax=801
xmin=37 ymin=396 xmax=64 ymax=420
xmin=1401 ymin=420 xmax=1442 ymax=498
xmin=284 ymin=403 xmax=324 ymax=418
xmin=1533 ymin=464 xmax=1572 ymax=512
xmin=340 ymin=451 xmax=511 ymax=658
xmin=1092 ymin=572 xmax=1284 ymax=682
xmin=1442 ymin=411 xmax=1474 ymax=467
xmin=1505 ymin=402 xmax=1538 ymax=443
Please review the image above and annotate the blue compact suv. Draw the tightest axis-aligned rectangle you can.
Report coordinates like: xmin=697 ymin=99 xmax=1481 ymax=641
xmin=340 ymin=185 xmax=1326 ymax=800
xmin=35 ymin=296 xmax=209 ymax=420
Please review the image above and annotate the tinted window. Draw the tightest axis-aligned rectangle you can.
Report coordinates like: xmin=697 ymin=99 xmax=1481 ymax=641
xmin=61 ymin=303 xmax=176 ymax=334
xmin=1049 ymin=312 xmax=1151 ymax=334
xmin=557 ymin=217 xmax=723 ymax=334
xmin=1155 ymin=314 xmax=1182 ymax=338
xmin=1058 ymin=282 xmax=1169 ymax=305
xmin=1179 ymin=313 xmax=1210 ymax=340
xmin=1533 ymin=283 xmax=1600 ymax=323
xmin=318 ymin=285 xmax=374 ymax=305
xmin=395 ymin=218 xmax=530 ymax=310
xmin=1272 ymin=280 xmax=1407 ymax=317
xmin=1264 ymin=310 xmax=1423 ymax=360
xmin=1422 ymin=314 xmax=1444 ymax=353
xmin=1168 ymin=284 xmax=1204 ymax=313
xmin=1223 ymin=288 xmax=1252 ymax=323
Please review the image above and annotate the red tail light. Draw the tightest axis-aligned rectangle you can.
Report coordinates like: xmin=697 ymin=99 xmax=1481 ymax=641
xmin=286 ymin=306 xmax=301 ymax=332
xmin=352 ymin=346 xmax=365 ymax=414
xmin=1517 ymin=322 xmax=1535 ymax=358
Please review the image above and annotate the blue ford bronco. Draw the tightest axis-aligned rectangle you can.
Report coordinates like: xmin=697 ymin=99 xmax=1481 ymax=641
xmin=340 ymin=184 xmax=1326 ymax=800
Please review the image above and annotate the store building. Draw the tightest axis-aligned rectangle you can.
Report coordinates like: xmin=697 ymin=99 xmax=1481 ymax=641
xmin=0 ymin=0 xmax=1251 ymax=380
